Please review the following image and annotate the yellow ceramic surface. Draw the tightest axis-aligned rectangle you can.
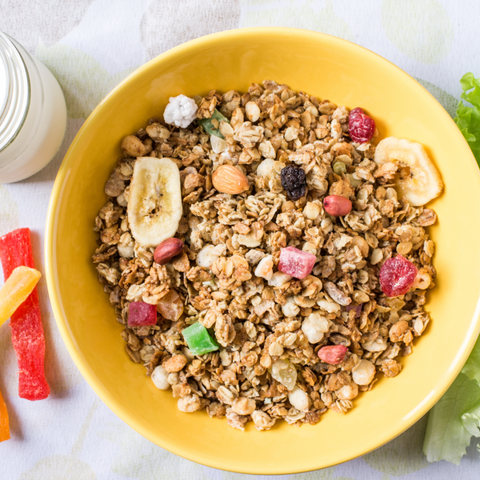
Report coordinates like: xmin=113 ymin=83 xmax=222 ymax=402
xmin=45 ymin=28 xmax=480 ymax=474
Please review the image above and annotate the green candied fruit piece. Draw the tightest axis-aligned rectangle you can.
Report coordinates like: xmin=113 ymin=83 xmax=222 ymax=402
xmin=197 ymin=109 xmax=229 ymax=139
xmin=182 ymin=322 xmax=219 ymax=355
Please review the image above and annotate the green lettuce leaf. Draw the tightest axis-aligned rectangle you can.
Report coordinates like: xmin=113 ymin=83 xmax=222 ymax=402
xmin=424 ymin=373 xmax=480 ymax=464
xmin=462 ymin=402 xmax=480 ymax=436
xmin=462 ymin=334 xmax=480 ymax=384
xmin=454 ymin=72 xmax=480 ymax=165
xmin=423 ymin=72 xmax=480 ymax=465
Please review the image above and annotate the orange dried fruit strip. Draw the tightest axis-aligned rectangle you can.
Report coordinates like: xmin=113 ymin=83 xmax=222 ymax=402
xmin=0 ymin=389 xmax=9 ymax=442
xmin=0 ymin=266 xmax=41 ymax=328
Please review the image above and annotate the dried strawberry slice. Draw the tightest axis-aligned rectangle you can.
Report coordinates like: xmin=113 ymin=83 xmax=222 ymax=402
xmin=379 ymin=255 xmax=418 ymax=297
xmin=349 ymin=107 xmax=364 ymax=117
xmin=348 ymin=107 xmax=375 ymax=143
xmin=278 ymin=246 xmax=316 ymax=280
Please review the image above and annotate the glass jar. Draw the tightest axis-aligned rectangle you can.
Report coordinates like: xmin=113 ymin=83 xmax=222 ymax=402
xmin=0 ymin=32 xmax=67 ymax=183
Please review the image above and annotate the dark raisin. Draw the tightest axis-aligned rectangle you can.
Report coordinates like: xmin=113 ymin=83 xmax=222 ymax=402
xmin=281 ymin=165 xmax=307 ymax=200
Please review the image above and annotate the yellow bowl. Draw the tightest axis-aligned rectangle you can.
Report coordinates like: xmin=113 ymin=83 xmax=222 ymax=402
xmin=45 ymin=28 xmax=480 ymax=474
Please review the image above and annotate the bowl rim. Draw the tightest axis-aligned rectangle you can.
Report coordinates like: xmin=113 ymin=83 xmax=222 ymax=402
xmin=45 ymin=26 xmax=480 ymax=474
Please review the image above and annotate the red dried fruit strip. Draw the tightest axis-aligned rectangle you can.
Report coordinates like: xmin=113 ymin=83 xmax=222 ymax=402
xmin=379 ymin=255 xmax=418 ymax=297
xmin=0 ymin=228 xmax=50 ymax=401
xmin=348 ymin=107 xmax=375 ymax=143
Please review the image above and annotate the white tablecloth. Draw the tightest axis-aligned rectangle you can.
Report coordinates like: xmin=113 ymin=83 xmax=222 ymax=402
xmin=1 ymin=1 xmax=479 ymax=478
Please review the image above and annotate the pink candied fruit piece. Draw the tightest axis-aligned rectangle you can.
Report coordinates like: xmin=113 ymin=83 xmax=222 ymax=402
xmin=278 ymin=246 xmax=316 ymax=280
xmin=348 ymin=107 xmax=375 ymax=143
xmin=379 ymin=255 xmax=418 ymax=297
xmin=128 ymin=301 xmax=158 ymax=327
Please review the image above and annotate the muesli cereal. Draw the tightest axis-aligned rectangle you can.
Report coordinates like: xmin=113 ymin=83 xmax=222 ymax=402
xmin=92 ymin=80 xmax=442 ymax=431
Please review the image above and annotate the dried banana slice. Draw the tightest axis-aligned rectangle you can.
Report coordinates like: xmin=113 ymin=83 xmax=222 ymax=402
xmin=127 ymin=157 xmax=182 ymax=248
xmin=374 ymin=137 xmax=443 ymax=206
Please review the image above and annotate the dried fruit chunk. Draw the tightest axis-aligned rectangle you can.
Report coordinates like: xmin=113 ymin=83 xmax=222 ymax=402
xmin=348 ymin=107 xmax=375 ymax=143
xmin=151 ymin=365 xmax=170 ymax=390
xmin=128 ymin=302 xmax=157 ymax=326
xmin=0 ymin=228 xmax=50 ymax=401
xmin=318 ymin=345 xmax=348 ymax=365
xmin=182 ymin=322 xmax=219 ymax=356
xmin=374 ymin=137 xmax=443 ymax=206
xmin=349 ymin=107 xmax=364 ymax=117
xmin=271 ymin=359 xmax=297 ymax=391
xmin=0 ymin=389 xmax=9 ymax=442
xmin=278 ymin=246 xmax=316 ymax=280
xmin=345 ymin=304 xmax=362 ymax=318
xmin=0 ymin=266 xmax=41 ymax=328
xmin=281 ymin=165 xmax=306 ymax=200
xmin=157 ymin=290 xmax=184 ymax=321
xmin=379 ymin=255 xmax=418 ymax=297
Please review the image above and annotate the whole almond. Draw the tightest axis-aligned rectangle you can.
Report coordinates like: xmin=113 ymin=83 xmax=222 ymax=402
xmin=154 ymin=238 xmax=184 ymax=265
xmin=212 ymin=165 xmax=249 ymax=195
xmin=323 ymin=195 xmax=352 ymax=216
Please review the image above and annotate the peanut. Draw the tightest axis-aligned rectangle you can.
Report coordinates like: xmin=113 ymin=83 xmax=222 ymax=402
xmin=318 ymin=345 xmax=348 ymax=365
xmin=232 ymin=397 xmax=256 ymax=416
xmin=163 ymin=354 xmax=187 ymax=373
xmin=121 ymin=135 xmax=146 ymax=157
xmin=389 ymin=320 xmax=409 ymax=343
xmin=352 ymin=359 xmax=375 ymax=385
xmin=323 ymin=195 xmax=352 ymax=216
xmin=154 ymin=238 xmax=184 ymax=265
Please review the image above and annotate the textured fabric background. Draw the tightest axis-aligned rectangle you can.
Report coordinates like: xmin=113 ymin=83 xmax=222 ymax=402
xmin=0 ymin=1 xmax=479 ymax=478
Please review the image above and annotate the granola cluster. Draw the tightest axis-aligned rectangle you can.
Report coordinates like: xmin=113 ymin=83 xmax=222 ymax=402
xmin=93 ymin=80 xmax=437 ymax=431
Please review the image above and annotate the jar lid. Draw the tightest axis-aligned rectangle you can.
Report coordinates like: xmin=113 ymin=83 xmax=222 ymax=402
xmin=0 ymin=32 xmax=30 ymax=152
